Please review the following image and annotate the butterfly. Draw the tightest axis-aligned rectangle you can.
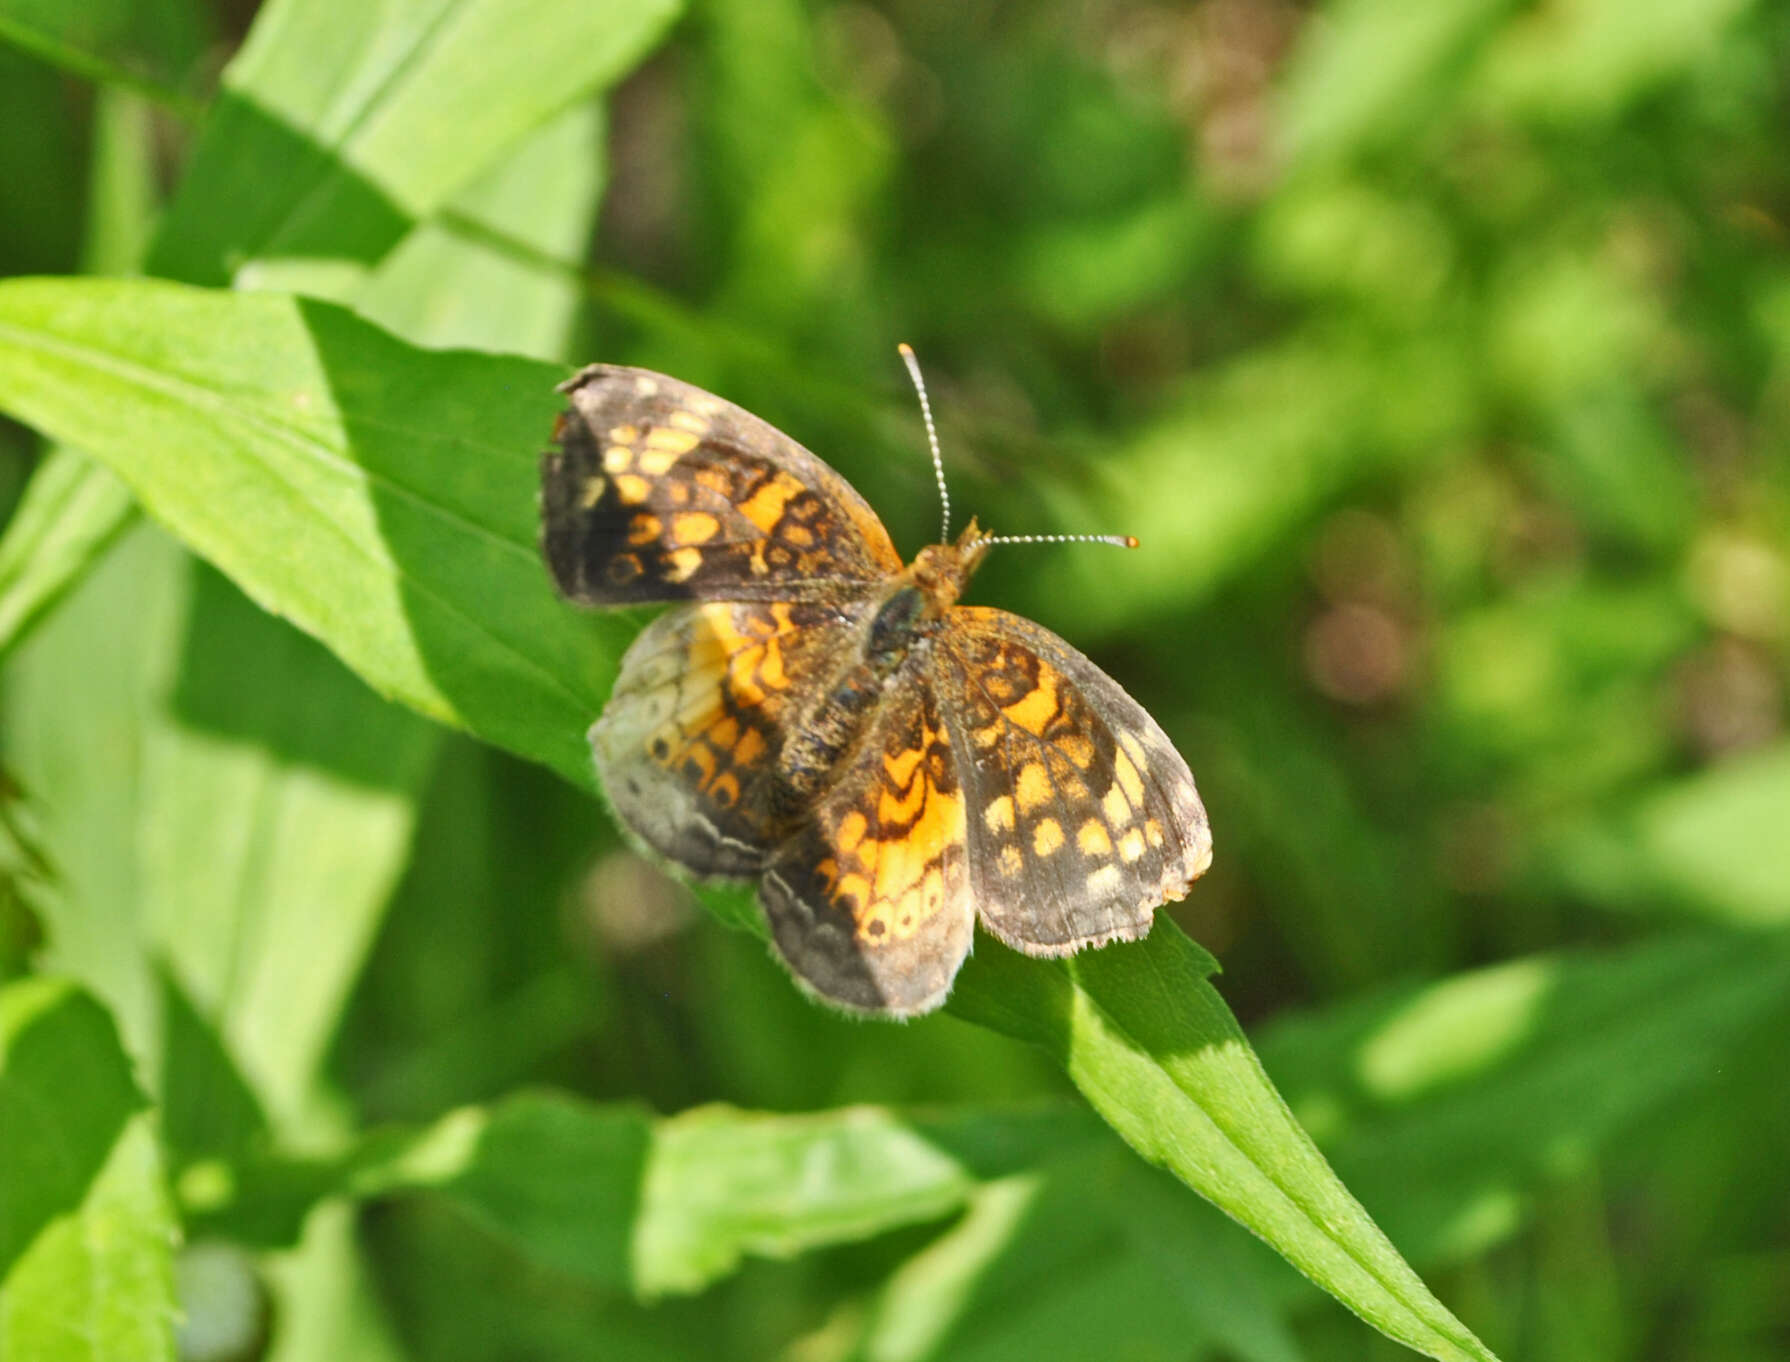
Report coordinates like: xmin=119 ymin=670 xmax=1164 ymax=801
xmin=541 ymin=356 xmax=1211 ymax=1016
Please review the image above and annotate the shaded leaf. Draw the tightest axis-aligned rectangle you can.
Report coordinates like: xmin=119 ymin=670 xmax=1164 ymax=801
xmin=0 ymin=447 xmax=134 ymax=662
xmin=0 ymin=276 xmax=617 ymax=788
xmin=150 ymin=0 xmax=680 ymax=292
xmin=0 ymin=978 xmax=174 ymax=1360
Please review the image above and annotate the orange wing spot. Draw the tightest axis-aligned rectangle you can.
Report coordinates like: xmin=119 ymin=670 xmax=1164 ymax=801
xmin=783 ymin=524 xmax=814 ymax=548
xmin=603 ymin=445 xmax=633 ymax=474
xmin=695 ymin=467 xmax=731 ymax=496
xmin=983 ymin=795 xmax=1015 ymax=833
xmin=835 ymin=872 xmax=870 ymax=913
xmin=707 ymin=714 xmax=740 ymax=749
xmin=1077 ymin=819 xmax=1112 ymax=856
xmin=877 ymin=777 xmax=927 ymax=824
xmin=1113 ymin=750 xmax=1146 ymax=807
xmin=837 ymin=810 xmax=868 ymax=854
xmin=627 ymin=514 xmax=662 ymax=546
xmin=672 ymin=512 xmax=720 ymax=545
xmin=758 ymin=639 xmax=788 ymax=689
xmin=738 ymin=471 xmax=807 ymax=533
xmin=971 ymin=724 xmax=1002 ymax=750
xmin=1117 ymin=828 xmax=1147 ymax=863
xmin=682 ymin=743 xmax=717 ymax=782
xmin=1058 ymin=734 xmax=1096 ymax=769
xmin=1033 ymin=818 xmax=1064 ymax=856
xmin=1016 ymin=762 xmax=1052 ymax=814
xmin=734 ymin=726 xmax=767 ymax=767
xmin=709 ymin=771 xmax=741 ymax=807
xmin=614 ymin=473 xmax=650 ymax=505
xmin=725 ymin=654 xmax=767 ymax=708
xmin=1001 ymin=671 xmax=1058 ymax=736
xmin=883 ymin=746 xmax=925 ymax=788
xmin=663 ymin=546 xmax=703 ymax=583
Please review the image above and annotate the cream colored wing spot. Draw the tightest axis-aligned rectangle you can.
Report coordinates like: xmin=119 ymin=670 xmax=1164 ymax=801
xmin=1086 ymin=865 xmax=1123 ymax=895
xmin=1103 ymin=783 xmax=1132 ymax=826
xmin=983 ymin=795 xmax=1015 ymax=834
xmin=579 ymin=476 xmax=607 ymax=508
xmin=1032 ymin=818 xmax=1064 ymax=856
xmin=603 ymin=445 xmax=633 ymax=474
xmin=663 ymin=547 xmax=703 ymax=583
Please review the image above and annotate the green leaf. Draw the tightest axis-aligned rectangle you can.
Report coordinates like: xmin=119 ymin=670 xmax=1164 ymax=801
xmin=198 ymin=1092 xmax=1098 ymax=1299
xmin=146 ymin=563 xmax=439 ymax=1123
xmin=149 ymin=0 xmax=681 ymax=291
xmin=860 ymin=1152 xmax=1307 ymax=1362
xmin=0 ymin=978 xmax=175 ymax=1361
xmin=0 ymin=0 xmax=209 ymax=113
xmin=353 ymin=100 xmax=607 ymax=361
xmin=1260 ymin=930 xmax=1790 ymax=1270
xmin=948 ymin=927 xmax=1497 ymax=1362
xmin=0 ymin=276 xmax=617 ymax=788
xmin=0 ymin=446 xmax=135 ymax=662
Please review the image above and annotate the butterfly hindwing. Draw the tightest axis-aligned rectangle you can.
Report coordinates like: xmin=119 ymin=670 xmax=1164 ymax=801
xmin=592 ymin=598 xmax=871 ymax=879
xmin=760 ymin=669 xmax=975 ymax=1016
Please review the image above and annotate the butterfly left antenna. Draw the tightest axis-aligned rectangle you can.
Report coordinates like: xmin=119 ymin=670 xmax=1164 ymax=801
xmin=897 ymin=343 xmax=951 ymax=543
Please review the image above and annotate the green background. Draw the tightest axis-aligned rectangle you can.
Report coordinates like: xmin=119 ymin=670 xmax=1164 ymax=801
xmin=1 ymin=1 xmax=1787 ymax=1359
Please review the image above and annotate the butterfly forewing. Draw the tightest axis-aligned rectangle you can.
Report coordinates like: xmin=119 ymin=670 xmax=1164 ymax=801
xmin=931 ymin=607 xmax=1212 ymax=955
xmin=543 ymin=364 xmax=902 ymax=604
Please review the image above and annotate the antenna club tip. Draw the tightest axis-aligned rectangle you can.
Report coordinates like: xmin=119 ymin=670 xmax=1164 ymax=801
xmin=897 ymin=341 xmax=915 ymax=358
xmin=1123 ymin=535 xmax=1140 ymax=549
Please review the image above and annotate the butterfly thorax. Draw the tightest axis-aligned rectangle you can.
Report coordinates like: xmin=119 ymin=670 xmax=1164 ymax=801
xmin=770 ymin=522 xmax=989 ymax=818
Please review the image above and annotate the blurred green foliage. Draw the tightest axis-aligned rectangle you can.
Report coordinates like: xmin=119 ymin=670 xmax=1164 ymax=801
xmin=1 ymin=0 xmax=1788 ymax=1359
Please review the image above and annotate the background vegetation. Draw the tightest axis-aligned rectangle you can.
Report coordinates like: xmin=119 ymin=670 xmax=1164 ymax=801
xmin=1 ymin=1 xmax=1788 ymax=1359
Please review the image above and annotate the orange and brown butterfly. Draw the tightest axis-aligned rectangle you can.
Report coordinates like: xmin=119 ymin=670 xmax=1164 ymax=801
xmin=540 ymin=353 xmax=1211 ymax=1016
